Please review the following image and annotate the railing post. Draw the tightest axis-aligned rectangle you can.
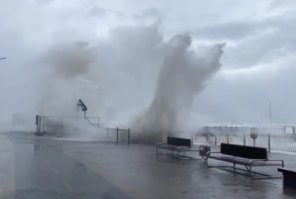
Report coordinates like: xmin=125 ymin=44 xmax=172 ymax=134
xmin=128 ymin=128 xmax=130 ymax=145
xmin=116 ymin=127 xmax=119 ymax=144
xmin=226 ymin=134 xmax=229 ymax=144
xmin=243 ymin=134 xmax=246 ymax=146
xmin=107 ymin=127 xmax=109 ymax=139
xmin=214 ymin=135 xmax=217 ymax=146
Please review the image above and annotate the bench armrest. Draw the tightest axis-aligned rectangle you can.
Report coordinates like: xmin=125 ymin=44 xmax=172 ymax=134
xmin=249 ymin=159 xmax=265 ymax=164
xmin=250 ymin=159 xmax=284 ymax=167
xmin=266 ymin=159 xmax=285 ymax=167
xmin=206 ymin=151 xmax=221 ymax=159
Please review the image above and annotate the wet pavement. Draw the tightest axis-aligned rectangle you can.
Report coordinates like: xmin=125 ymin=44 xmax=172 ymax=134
xmin=0 ymin=132 xmax=296 ymax=199
xmin=0 ymin=133 xmax=131 ymax=199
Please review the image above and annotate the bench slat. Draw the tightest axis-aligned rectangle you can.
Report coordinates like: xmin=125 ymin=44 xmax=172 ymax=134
xmin=221 ymin=143 xmax=268 ymax=159
xmin=167 ymin=137 xmax=191 ymax=147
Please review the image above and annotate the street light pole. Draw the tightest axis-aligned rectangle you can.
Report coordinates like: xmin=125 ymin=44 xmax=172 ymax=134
xmin=268 ymin=100 xmax=272 ymax=127
xmin=267 ymin=99 xmax=272 ymax=152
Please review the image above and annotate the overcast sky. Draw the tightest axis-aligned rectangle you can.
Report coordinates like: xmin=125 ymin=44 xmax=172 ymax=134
xmin=1 ymin=0 xmax=296 ymax=127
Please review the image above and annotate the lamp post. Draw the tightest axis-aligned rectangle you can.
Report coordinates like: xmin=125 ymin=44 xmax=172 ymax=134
xmin=77 ymin=99 xmax=88 ymax=118
xmin=268 ymin=100 xmax=272 ymax=127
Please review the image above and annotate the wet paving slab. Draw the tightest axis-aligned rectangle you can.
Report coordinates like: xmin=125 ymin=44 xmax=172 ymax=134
xmin=50 ymin=139 xmax=296 ymax=199
xmin=0 ymin=133 xmax=132 ymax=199
xmin=0 ymin=132 xmax=296 ymax=199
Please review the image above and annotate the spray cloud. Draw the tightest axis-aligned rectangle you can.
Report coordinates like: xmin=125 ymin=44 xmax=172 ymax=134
xmin=133 ymin=34 xmax=224 ymax=143
xmin=37 ymin=42 xmax=99 ymax=116
xmin=1 ymin=21 xmax=223 ymax=140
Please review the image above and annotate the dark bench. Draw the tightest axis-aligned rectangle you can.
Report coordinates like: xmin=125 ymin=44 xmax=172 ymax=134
xmin=206 ymin=143 xmax=284 ymax=179
xmin=278 ymin=168 xmax=296 ymax=189
xmin=156 ymin=137 xmax=201 ymax=159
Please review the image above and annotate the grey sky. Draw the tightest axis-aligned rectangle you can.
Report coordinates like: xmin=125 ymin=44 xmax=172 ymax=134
xmin=0 ymin=0 xmax=296 ymax=127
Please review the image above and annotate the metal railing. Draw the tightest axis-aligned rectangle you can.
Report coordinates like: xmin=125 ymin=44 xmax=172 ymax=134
xmin=194 ymin=133 xmax=296 ymax=152
xmin=35 ymin=115 xmax=131 ymax=145
xmin=106 ymin=127 xmax=130 ymax=145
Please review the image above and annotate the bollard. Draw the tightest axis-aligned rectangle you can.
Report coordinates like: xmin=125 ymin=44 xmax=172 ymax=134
xmin=35 ymin=115 xmax=40 ymax=135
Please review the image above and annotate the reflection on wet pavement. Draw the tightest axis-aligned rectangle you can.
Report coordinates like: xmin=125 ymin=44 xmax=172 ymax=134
xmin=0 ymin=132 xmax=296 ymax=199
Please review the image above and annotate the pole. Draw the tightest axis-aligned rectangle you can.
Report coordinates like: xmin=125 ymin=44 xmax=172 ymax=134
xmin=116 ymin=127 xmax=119 ymax=144
xmin=268 ymin=133 xmax=271 ymax=153
xmin=268 ymin=100 xmax=272 ymax=151
xmin=128 ymin=128 xmax=130 ymax=145
xmin=36 ymin=115 xmax=40 ymax=135
xmin=268 ymin=100 xmax=272 ymax=131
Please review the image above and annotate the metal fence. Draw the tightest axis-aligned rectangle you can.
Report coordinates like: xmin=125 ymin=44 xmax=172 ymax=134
xmin=106 ymin=127 xmax=130 ymax=145
xmin=194 ymin=133 xmax=296 ymax=152
xmin=35 ymin=115 xmax=130 ymax=145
